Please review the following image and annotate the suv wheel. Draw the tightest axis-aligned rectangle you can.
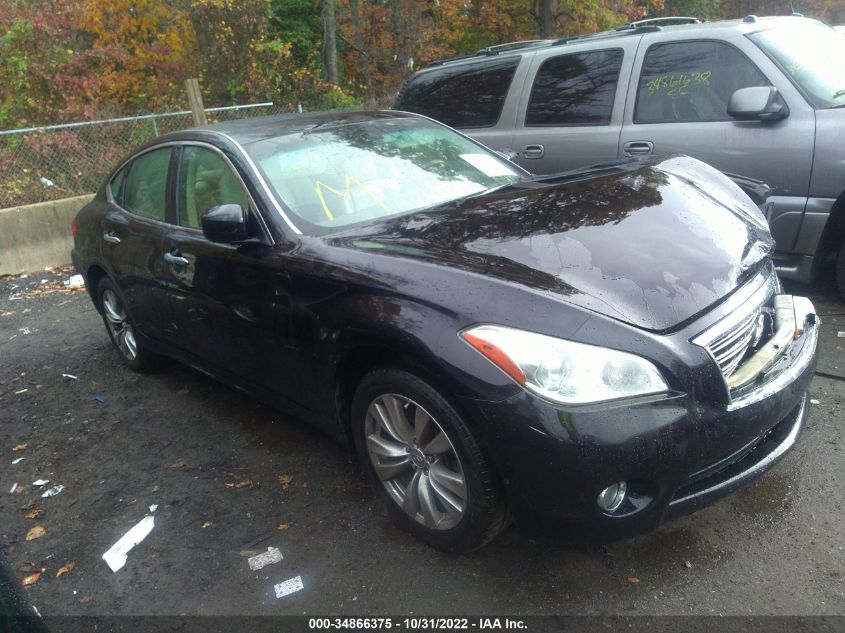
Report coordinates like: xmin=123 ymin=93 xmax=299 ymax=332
xmin=351 ymin=368 xmax=509 ymax=552
xmin=97 ymin=277 xmax=162 ymax=372
xmin=837 ymin=242 xmax=845 ymax=298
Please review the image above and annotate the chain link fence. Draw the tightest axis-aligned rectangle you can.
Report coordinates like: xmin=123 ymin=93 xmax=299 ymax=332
xmin=0 ymin=103 xmax=294 ymax=209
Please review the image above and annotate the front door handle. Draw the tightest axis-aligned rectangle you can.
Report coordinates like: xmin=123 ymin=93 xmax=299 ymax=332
xmin=522 ymin=144 xmax=545 ymax=159
xmin=623 ymin=141 xmax=654 ymax=157
xmin=164 ymin=250 xmax=190 ymax=266
xmin=103 ymin=231 xmax=121 ymax=244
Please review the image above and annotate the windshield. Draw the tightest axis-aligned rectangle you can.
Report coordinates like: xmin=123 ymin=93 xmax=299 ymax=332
xmin=749 ymin=22 xmax=845 ymax=109
xmin=245 ymin=117 xmax=522 ymax=235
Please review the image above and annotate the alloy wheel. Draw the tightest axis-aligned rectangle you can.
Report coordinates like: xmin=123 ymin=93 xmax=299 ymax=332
xmin=364 ymin=394 xmax=467 ymax=530
xmin=101 ymin=289 xmax=138 ymax=361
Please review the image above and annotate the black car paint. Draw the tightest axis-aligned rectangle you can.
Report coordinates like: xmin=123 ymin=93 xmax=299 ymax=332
xmin=72 ymin=112 xmax=810 ymax=537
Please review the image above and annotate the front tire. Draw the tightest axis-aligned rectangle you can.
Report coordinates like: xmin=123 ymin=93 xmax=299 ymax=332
xmin=97 ymin=277 xmax=161 ymax=372
xmin=351 ymin=368 xmax=509 ymax=552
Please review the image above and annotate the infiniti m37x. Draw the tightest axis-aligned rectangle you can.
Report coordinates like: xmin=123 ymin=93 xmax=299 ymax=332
xmin=71 ymin=112 xmax=818 ymax=551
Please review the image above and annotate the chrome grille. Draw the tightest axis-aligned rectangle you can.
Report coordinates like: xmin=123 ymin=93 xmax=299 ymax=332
xmin=691 ymin=270 xmax=778 ymax=388
xmin=706 ymin=309 xmax=760 ymax=378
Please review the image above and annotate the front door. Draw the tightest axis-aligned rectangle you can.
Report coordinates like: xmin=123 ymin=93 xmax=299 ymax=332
xmin=162 ymin=144 xmax=302 ymax=406
xmin=618 ymin=36 xmax=815 ymax=252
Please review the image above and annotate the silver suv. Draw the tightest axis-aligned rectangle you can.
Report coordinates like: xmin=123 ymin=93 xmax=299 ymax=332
xmin=395 ymin=16 xmax=845 ymax=293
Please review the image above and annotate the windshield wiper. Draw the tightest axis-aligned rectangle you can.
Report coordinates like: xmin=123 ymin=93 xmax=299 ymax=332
xmin=833 ymin=89 xmax=845 ymax=99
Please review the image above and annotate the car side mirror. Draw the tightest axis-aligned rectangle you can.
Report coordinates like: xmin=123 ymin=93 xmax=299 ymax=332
xmin=201 ymin=204 xmax=249 ymax=243
xmin=728 ymin=86 xmax=789 ymax=122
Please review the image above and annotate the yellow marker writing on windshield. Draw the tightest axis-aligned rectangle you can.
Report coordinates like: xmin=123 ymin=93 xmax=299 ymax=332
xmin=315 ymin=174 xmax=391 ymax=222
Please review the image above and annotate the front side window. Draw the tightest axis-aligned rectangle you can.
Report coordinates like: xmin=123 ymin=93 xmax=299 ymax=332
xmin=123 ymin=147 xmax=172 ymax=221
xmin=247 ymin=117 xmax=522 ymax=235
xmin=395 ymin=58 xmax=519 ymax=128
xmin=526 ymin=49 xmax=624 ymax=126
xmin=177 ymin=146 xmax=250 ymax=229
xmin=749 ymin=22 xmax=845 ymax=109
xmin=635 ymin=41 xmax=770 ymax=123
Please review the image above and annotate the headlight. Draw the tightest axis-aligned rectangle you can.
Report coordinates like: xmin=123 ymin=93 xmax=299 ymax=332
xmin=461 ymin=325 xmax=669 ymax=405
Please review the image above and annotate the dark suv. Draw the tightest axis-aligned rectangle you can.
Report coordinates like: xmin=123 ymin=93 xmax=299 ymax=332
xmin=395 ymin=16 xmax=845 ymax=293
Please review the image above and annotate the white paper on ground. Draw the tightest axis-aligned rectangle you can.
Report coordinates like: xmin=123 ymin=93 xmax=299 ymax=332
xmin=41 ymin=485 xmax=64 ymax=497
xmin=32 ymin=479 xmax=49 ymax=486
xmin=248 ymin=546 xmax=283 ymax=571
xmin=12 ymin=458 xmax=25 ymax=465
xmin=274 ymin=575 xmax=304 ymax=598
xmin=459 ymin=153 xmax=516 ymax=178
xmin=102 ymin=515 xmax=155 ymax=572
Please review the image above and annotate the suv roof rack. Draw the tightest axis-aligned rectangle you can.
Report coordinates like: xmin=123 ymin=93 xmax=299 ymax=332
xmin=616 ymin=16 xmax=701 ymax=30
xmin=476 ymin=40 xmax=551 ymax=55
xmin=552 ymin=24 xmax=661 ymax=46
xmin=424 ymin=39 xmax=552 ymax=68
xmin=423 ymin=17 xmax=704 ymax=69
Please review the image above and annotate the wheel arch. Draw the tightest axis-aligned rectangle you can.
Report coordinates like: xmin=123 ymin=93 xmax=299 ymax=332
xmin=85 ymin=263 xmax=109 ymax=312
xmin=818 ymin=190 xmax=845 ymax=258
xmin=331 ymin=333 xmax=482 ymax=448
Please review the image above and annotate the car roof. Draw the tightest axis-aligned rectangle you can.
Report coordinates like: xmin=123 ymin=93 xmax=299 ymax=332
xmin=418 ymin=16 xmax=825 ymax=71
xmin=175 ymin=110 xmax=414 ymax=146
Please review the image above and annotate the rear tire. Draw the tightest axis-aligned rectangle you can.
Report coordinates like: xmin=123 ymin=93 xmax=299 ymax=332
xmin=97 ymin=277 xmax=162 ymax=372
xmin=351 ymin=368 xmax=509 ymax=552
xmin=837 ymin=242 xmax=845 ymax=298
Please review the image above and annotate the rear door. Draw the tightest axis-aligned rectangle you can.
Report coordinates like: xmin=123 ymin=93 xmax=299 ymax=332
xmin=510 ymin=37 xmax=640 ymax=174
xmin=618 ymin=34 xmax=815 ymax=252
xmin=100 ymin=146 xmax=175 ymax=340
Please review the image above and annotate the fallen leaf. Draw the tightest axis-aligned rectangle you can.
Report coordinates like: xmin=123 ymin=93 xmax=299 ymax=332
xmin=225 ymin=479 xmax=252 ymax=489
xmin=277 ymin=523 xmax=291 ymax=531
xmin=25 ymin=526 xmax=46 ymax=541
xmin=22 ymin=573 xmax=41 ymax=587
xmin=56 ymin=562 xmax=75 ymax=578
xmin=278 ymin=474 xmax=294 ymax=489
xmin=202 ymin=522 xmax=213 ymax=529
xmin=79 ymin=596 xmax=92 ymax=604
xmin=12 ymin=444 xmax=27 ymax=452
xmin=169 ymin=461 xmax=185 ymax=469
xmin=25 ymin=508 xmax=42 ymax=520
xmin=626 ymin=576 xmax=640 ymax=584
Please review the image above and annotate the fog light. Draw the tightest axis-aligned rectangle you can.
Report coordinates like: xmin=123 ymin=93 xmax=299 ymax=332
xmin=597 ymin=481 xmax=627 ymax=513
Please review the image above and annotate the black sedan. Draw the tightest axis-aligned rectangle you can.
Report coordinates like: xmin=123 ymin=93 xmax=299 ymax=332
xmin=71 ymin=111 xmax=818 ymax=552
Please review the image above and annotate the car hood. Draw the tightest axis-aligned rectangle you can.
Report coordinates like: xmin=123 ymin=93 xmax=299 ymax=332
xmin=327 ymin=156 xmax=774 ymax=332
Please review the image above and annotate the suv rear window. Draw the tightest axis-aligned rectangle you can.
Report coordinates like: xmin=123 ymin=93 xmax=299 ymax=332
xmin=526 ymin=49 xmax=624 ymax=126
xmin=635 ymin=41 xmax=770 ymax=124
xmin=395 ymin=57 xmax=519 ymax=128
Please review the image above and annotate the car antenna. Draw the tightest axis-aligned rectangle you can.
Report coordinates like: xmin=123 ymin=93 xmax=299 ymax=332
xmin=788 ymin=1 xmax=804 ymax=16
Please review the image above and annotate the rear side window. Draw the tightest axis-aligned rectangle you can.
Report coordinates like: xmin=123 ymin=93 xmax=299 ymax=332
xmin=395 ymin=57 xmax=519 ymax=128
xmin=526 ymin=49 xmax=624 ymax=126
xmin=635 ymin=41 xmax=770 ymax=124
xmin=109 ymin=167 xmax=126 ymax=205
xmin=123 ymin=147 xmax=172 ymax=222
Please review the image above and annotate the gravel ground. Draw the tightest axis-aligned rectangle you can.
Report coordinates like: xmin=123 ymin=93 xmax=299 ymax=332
xmin=0 ymin=265 xmax=843 ymax=617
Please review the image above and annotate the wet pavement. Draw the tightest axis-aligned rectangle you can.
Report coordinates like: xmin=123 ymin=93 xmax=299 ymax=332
xmin=0 ymin=266 xmax=843 ymax=617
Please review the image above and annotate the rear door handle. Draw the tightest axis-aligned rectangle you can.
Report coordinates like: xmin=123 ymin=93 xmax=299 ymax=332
xmin=522 ymin=144 xmax=545 ymax=159
xmin=103 ymin=231 xmax=121 ymax=244
xmin=623 ymin=141 xmax=654 ymax=157
xmin=164 ymin=250 xmax=190 ymax=266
